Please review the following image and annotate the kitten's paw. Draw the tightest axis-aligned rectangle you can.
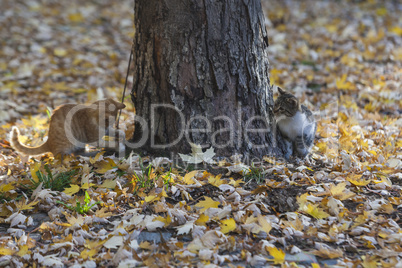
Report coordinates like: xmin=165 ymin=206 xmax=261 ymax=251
xmin=284 ymin=151 xmax=292 ymax=161
xmin=290 ymin=156 xmax=302 ymax=165
xmin=295 ymin=135 xmax=313 ymax=158
xmin=296 ymin=149 xmax=309 ymax=159
xmin=280 ymin=139 xmax=293 ymax=160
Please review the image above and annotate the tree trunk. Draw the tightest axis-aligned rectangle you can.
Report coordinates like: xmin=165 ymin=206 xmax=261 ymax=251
xmin=130 ymin=0 xmax=279 ymax=158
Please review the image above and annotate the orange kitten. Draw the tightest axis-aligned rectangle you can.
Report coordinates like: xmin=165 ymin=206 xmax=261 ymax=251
xmin=10 ymin=98 xmax=126 ymax=157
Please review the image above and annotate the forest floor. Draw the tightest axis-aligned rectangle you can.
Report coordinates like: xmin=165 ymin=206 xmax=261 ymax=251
xmin=0 ymin=0 xmax=401 ymax=267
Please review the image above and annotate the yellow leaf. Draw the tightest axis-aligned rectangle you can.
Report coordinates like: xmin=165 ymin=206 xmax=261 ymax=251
xmin=347 ymin=175 xmax=371 ymax=186
xmin=21 ymin=115 xmax=48 ymax=130
xmin=326 ymin=25 xmax=337 ymax=33
xmin=145 ymin=195 xmax=157 ymax=203
xmin=0 ymin=246 xmax=15 ymax=256
xmin=182 ymin=170 xmax=199 ymax=184
xmin=16 ymin=245 xmax=31 ymax=257
xmin=81 ymin=238 xmax=105 ymax=250
xmin=374 ymin=177 xmax=392 ymax=187
xmin=68 ymin=13 xmax=84 ymax=23
xmin=30 ymin=162 xmax=41 ymax=183
xmin=145 ymin=189 xmax=168 ymax=204
xmin=296 ymin=193 xmax=310 ymax=207
xmin=95 ymin=158 xmax=116 ymax=174
xmin=378 ymin=230 xmax=389 ymax=239
xmin=80 ymin=248 xmax=97 ymax=260
xmin=65 ymin=214 xmax=84 ymax=227
xmin=329 ymin=182 xmax=356 ymax=200
xmin=208 ymin=174 xmax=225 ymax=187
xmin=80 ymin=172 xmax=93 ymax=190
xmin=245 ymin=215 xmax=257 ymax=225
xmin=376 ymin=7 xmax=387 ymax=16
xmin=95 ymin=207 xmax=114 ymax=218
xmin=312 ymin=246 xmax=343 ymax=259
xmin=102 ymin=135 xmax=116 ymax=141
xmin=54 ymin=48 xmax=67 ymax=57
xmin=267 ymin=247 xmax=285 ymax=265
xmin=38 ymin=46 xmax=47 ymax=53
xmin=228 ymin=178 xmax=244 ymax=187
xmin=303 ymin=203 xmax=330 ymax=220
xmin=15 ymin=199 xmax=39 ymax=211
xmin=145 ymin=195 xmax=159 ymax=203
xmin=0 ymin=183 xmax=15 ymax=193
xmin=63 ymin=184 xmax=80 ymax=196
xmin=195 ymin=214 xmax=209 ymax=226
xmin=257 ymin=215 xmax=272 ymax=234
xmin=89 ymin=151 xmax=105 ymax=164
xmin=379 ymin=202 xmax=394 ymax=214
xmin=353 ymin=211 xmax=371 ymax=227
xmin=195 ymin=197 xmax=220 ymax=213
xmin=139 ymin=241 xmax=152 ymax=250
xmin=270 ymin=68 xmax=284 ymax=87
xmin=220 ymin=218 xmax=236 ymax=234
xmin=362 ymin=255 xmax=379 ymax=268
xmin=336 ymin=74 xmax=355 ymax=90
xmin=316 ymin=140 xmax=327 ymax=153
xmin=0 ymin=62 xmax=7 ymax=71
xmin=154 ymin=215 xmax=171 ymax=226
xmin=148 ymin=168 xmax=158 ymax=181
xmin=100 ymin=179 xmax=117 ymax=189
xmin=390 ymin=26 xmax=402 ymax=36
xmin=160 ymin=189 xmax=168 ymax=198
xmin=364 ymin=103 xmax=376 ymax=112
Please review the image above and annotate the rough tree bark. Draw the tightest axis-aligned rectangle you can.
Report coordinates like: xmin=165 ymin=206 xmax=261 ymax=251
xmin=130 ymin=0 xmax=279 ymax=158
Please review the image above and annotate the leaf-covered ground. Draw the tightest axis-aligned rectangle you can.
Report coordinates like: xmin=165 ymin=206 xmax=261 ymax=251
xmin=0 ymin=0 xmax=401 ymax=267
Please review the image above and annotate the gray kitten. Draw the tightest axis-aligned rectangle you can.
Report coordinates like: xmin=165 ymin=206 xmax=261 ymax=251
xmin=274 ymin=87 xmax=316 ymax=159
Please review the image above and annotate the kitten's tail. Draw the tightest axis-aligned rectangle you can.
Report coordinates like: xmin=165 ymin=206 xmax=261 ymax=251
xmin=10 ymin=127 xmax=50 ymax=156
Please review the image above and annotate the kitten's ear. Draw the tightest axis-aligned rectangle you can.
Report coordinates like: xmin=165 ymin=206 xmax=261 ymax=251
xmin=117 ymin=102 xmax=126 ymax=109
xmin=108 ymin=99 xmax=125 ymax=109
xmin=113 ymin=99 xmax=126 ymax=109
xmin=288 ymin=98 xmax=298 ymax=106
xmin=277 ymin=87 xmax=286 ymax=95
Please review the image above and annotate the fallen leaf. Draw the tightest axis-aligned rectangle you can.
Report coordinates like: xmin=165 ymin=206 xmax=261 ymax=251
xmin=95 ymin=158 xmax=117 ymax=174
xmin=267 ymin=247 xmax=285 ymax=265
xmin=179 ymin=143 xmax=215 ymax=164
xmin=257 ymin=215 xmax=272 ymax=234
xmin=208 ymin=174 xmax=225 ymax=187
xmin=302 ymin=204 xmax=330 ymax=220
xmin=100 ymin=179 xmax=117 ymax=189
xmin=54 ymin=48 xmax=67 ymax=57
xmin=0 ymin=246 xmax=15 ymax=256
xmin=329 ymin=182 xmax=356 ymax=200
xmin=103 ymin=236 xmax=124 ymax=249
xmin=220 ymin=218 xmax=236 ymax=234
xmin=176 ymin=221 xmax=194 ymax=235
xmin=63 ymin=184 xmax=80 ymax=195
xmin=195 ymin=214 xmax=209 ymax=226
xmin=195 ymin=197 xmax=220 ymax=213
